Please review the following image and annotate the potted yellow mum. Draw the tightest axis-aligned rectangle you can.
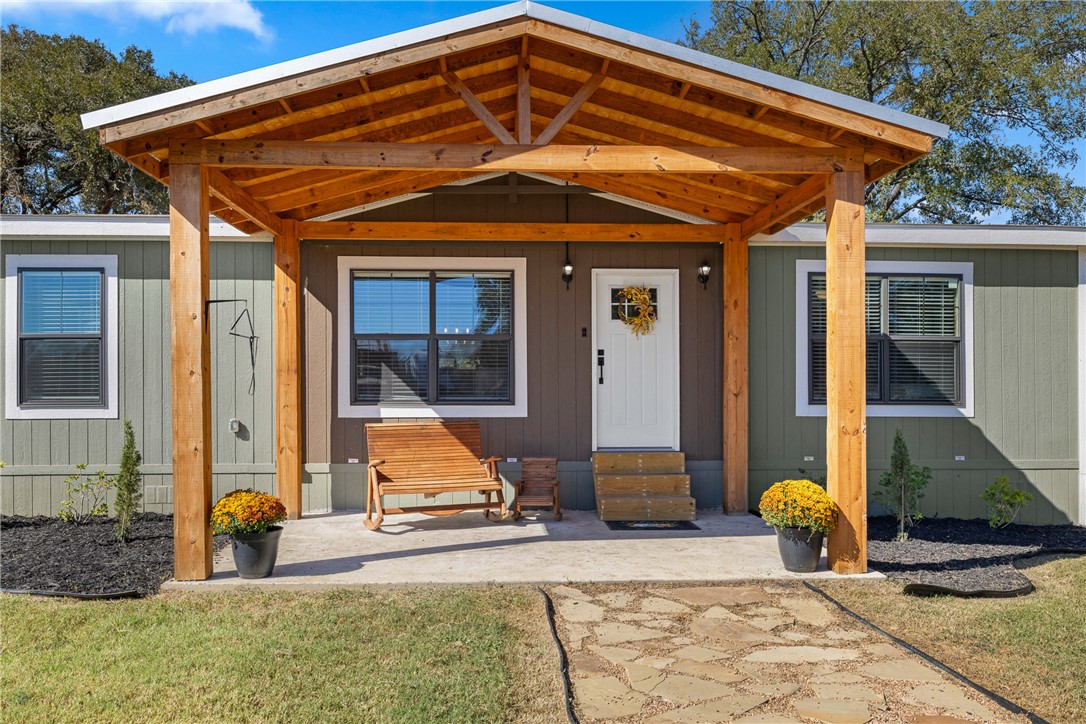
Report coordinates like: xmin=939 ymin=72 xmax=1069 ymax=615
xmin=211 ymin=489 xmax=288 ymax=579
xmin=758 ymin=479 xmax=837 ymax=572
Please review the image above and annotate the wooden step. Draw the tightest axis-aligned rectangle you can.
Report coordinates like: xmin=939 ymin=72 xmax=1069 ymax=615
xmin=597 ymin=494 xmax=696 ymax=522
xmin=595 ymin=474 xmax=691 ymax=496
xmin=592 ymin=452 xmax=685 ymax=475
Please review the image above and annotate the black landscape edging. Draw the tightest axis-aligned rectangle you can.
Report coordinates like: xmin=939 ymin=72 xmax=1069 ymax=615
xmin=0 ymin=588 xmax=141 ymax=600
xmin=538 ymin=586 xmax=579 ymax=724
xmin=805 ymin=581 xmax=1049 ymax=724
xmin=901 ymin=548 xmax=1086 ymax=598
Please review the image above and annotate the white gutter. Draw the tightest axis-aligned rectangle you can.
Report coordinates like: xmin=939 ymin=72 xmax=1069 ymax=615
xmin=81 ymin=1 xmax=949 ymax=140
xmin=0 ymin=215 xmax=270 ymax=242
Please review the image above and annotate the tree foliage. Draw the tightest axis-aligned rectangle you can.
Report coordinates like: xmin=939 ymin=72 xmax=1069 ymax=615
xmin=683 ymin=1 xmax=1086 ymax=224
xmin=114 ymin=419 xmax=143 ymax=542
xmin=1 ymin=25 xmax=192 ymax=214
xmin=874 ymin=430 xmax=931 ymax=541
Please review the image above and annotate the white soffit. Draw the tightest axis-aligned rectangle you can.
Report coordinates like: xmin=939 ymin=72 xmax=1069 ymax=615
xmin=0 ymin=215 xmax=270 ymax=242
xmin=754 ymin=223 xmax=1086 ymax=248
xmin=80 ymin=1 xmax=949 ymax=140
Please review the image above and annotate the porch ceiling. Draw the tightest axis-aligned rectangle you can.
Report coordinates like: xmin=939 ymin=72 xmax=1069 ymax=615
xmin=83 ymin=1 xmax=947 ymax=238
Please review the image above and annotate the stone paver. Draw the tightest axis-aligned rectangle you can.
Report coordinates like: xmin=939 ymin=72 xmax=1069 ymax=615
xmin=552 ymin=582 xmax=1022 ymax=724
xmin=794 ymin=697 xmax=873 ymax=724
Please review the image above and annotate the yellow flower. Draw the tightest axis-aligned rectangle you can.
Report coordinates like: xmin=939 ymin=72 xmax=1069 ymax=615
xmin=211 ymin=489 xmax=287 ymax=535
xmin=758 ymin=479 xmax=837 ymax=533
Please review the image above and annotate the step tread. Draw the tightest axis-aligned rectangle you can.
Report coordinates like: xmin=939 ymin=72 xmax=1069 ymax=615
xmin=592 ymin=452 xmax=686 ymax=474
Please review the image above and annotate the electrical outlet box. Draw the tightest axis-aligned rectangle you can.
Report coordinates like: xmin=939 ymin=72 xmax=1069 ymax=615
xmin=347 ymin=458 xmax=359 ymax=464
xmin=954 ymin=455 xmax=966 ymax=461
xmin=803 ymin=455 xmax=814 ymax=462
xmin=507 ymin=457 xmax=518 ymax=463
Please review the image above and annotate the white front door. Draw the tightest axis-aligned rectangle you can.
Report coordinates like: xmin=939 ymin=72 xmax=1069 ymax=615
xmin=592 ymin=270 xmax=680 ymax=450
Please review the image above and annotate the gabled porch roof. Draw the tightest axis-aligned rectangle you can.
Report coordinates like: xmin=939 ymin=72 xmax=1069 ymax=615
xmin=82 ymin=0 xmax=946 ymax=237
xmin=81 ymin=1 xmax=948 ymax=582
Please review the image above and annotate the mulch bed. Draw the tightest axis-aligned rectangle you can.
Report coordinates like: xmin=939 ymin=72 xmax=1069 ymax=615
xmin=0 ymin=514 xmax=225 ymax=597
xmin=867 ymin=515 xmax=1086 ymax=594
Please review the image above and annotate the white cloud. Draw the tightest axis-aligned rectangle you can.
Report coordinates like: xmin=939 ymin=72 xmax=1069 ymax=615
xmin=4 ymin=1 xmax=274 ymax=41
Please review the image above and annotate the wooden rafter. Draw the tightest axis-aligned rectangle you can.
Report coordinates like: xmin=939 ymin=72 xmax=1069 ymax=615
xmin=544 ymin=171 xmax=746 ymax=223
xmin=441 ymin=71 xmax=517 ymax=144
xmin=169 ymin=140 xmax=849 ymax=174
xmin=533 ymin=69 xmax=606 ymax=146
xmin=206 ymin=168 xmax=283 ymax=235
xmin=740 ymin=173 xmax=830 ymax=239
xmin=517 ymin=38 xmax=532 ymax=143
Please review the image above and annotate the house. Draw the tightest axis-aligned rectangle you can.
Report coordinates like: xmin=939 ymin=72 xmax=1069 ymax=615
xmin=1 ymin=2 xmax=1083 ymax=581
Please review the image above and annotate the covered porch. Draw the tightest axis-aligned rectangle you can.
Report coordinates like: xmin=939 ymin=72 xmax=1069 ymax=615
xmin=81 ymin=2 xmax=947 ymax=580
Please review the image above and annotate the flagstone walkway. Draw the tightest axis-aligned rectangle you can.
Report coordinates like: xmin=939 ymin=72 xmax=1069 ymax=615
xmin=549 ymin=582 xmax=1022 ymax=723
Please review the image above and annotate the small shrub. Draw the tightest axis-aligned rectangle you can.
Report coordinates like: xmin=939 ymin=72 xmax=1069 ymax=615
xmin=797 ymin=468 xmax=827 ymax=488
xmin=58 ymin=464 xmax=114 ymax=524
xmin=114 ymin=419 xmax=143 ymax=542
xmin=211 ymin=489 xmax=287 ymax=536
xmin=874 ymin=430 xmax=931 ymax=541
xmin=982 ymin=476 xmax=1033 ymax=528
xmin=759 ymin=479 xmax=837 ymax=534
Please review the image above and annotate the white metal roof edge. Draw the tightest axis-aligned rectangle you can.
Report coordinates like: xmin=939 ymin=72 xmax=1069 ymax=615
xmin=3 ymin=215 xmax=1081 ymax=248
xmin=752 ymin=223 xmax=1086 ymax=247
xmin=0 ymin=215 xmax=271 ymax=242
xmin=81 ymin=1 xmax=949 ymax=140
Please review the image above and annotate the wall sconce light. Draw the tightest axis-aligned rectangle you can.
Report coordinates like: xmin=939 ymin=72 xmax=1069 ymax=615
xmin=697 ymin=260 xmax=711 ymax=289
xmin=562 ymin=242 xmax=574 ymax=289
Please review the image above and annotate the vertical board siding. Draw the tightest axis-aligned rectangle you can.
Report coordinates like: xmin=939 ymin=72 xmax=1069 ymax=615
xmin=749 ymin=246 xmax=1080 ymax=524
xmin=1 ymin=240 xmax=276 ymax=516
xmin=302 ymin=188 xmax=725 ymax=509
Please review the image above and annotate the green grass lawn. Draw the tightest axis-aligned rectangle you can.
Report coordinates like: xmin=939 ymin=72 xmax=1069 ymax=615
xmin=818 ymin=554 xmax=1086 ymax=724
xmin=1 ymin=586 xmax=564 ymax=723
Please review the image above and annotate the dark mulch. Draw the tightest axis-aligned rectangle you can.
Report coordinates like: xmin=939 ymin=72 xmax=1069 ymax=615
xmin=1 ymin=514 xmax=199 ymax=597
xmin=868 ymin=515 xmax=1086 ymax=593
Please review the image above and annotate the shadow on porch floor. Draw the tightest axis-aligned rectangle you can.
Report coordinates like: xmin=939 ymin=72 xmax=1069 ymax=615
xmin=163 ymin=511 xmax=883 ymax=589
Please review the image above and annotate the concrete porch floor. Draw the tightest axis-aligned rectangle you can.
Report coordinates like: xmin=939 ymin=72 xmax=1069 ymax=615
xmin=163 ymin=510 xmax=882 ymax=590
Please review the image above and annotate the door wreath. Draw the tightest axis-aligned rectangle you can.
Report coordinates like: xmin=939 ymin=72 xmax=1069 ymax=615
xmin=617 ymin=285 xmax=657 ymax=337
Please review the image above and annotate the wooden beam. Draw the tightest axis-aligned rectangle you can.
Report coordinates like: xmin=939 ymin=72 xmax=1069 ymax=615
xmin=296 ymin=221 xmax=723 ymax=242
xmin=170 ymin=140 xmax=848 ymax=174
xmin=517 ymin=42 xmax=532 ymax=144
xmin=169 ymin=163 xmax=213 ymax=581
xmin=441 ymin=71 xmax=517 ymax=144
xmin=824 ymin=153 xmax=867 ymax=575
xmin=723 ymin=223 xmax=749 ymax=514
xmin=544 ymin=171 xmax=744 ymax=224
xmin=533 ymin=72 xmax=605 ymax=146
xmin=740 ymin=174 xmax=828 ymax=238
xmin=206 ymin=169 xmax=283 ymax=236
xmin=275 ymin=219 xmax=303 ymax=520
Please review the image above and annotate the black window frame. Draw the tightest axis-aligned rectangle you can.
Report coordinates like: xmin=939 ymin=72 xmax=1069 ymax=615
xmin=17 ymin=266 xmax=108 ymax=409
xmin=808 ymin=271 xmax=963 ymax=407
xmin=349 ymin=268 xmax=516 ymax=406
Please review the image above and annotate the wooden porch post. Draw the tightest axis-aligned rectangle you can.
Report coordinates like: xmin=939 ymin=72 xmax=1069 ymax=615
xmin=169 ymin=162 xmax=214 ymax=581
xmin=825 ymin=152 xmax=868 ymax=574
xmin=723 ymin=222 xmax=749 ymax=514
xmin=275 ymin=219 xmax=303 ymax=519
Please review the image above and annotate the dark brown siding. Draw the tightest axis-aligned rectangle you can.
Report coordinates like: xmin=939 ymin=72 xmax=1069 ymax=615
xmin=301 ymin=184 xmax=723 ymax=468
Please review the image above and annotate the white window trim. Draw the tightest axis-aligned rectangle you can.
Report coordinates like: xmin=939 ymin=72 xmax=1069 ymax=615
xmin=5 ymin=254 xmax=119 ymax=420
xmin=795 ymin=259 xmax=975 ymax=418
xmin=336 ymin=255 xmax=528 ymax=418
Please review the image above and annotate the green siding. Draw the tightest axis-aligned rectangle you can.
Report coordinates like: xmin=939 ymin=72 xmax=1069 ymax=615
xmin=0 ymin=240 xmax=280 ymax=516
xmin=749 ymin=246 xmax=1080 ymax=525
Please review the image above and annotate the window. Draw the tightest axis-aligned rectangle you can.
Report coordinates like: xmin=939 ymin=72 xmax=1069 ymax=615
xmin=795 ymin=260 xmax=973 ymax=418
xmin=5 ymin=255 xmax=119 ymax=420
xmin=337 ymin=256 xmax=527 ymax=418
xmin=351 ymin=271 xmax=513 ymax=404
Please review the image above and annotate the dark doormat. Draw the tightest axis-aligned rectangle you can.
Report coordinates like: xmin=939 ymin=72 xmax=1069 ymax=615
xmin=605 ymin=521 xmax=700 ymax=531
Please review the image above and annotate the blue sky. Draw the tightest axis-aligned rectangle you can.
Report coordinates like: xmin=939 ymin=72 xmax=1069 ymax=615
xmin=4 ymin=0 xmax=1083 ymax=207
xmin=2 ymin=1 xmax=711 ymax=81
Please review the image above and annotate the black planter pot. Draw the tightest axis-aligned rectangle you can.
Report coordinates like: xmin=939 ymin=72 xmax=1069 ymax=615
xmin=774 ymin=526 xmax=824 ymax=573
xmin=231 ymin=525 xmax=283 ymax=579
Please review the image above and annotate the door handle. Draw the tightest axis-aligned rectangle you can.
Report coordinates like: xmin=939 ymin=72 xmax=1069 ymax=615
xmin=597 ymin=349 xmax=605 ymax=384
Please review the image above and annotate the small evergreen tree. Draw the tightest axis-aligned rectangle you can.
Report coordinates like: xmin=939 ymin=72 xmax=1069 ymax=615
xmin=875 ymin=430 xmax=931 ymax=541
xmin=114 ymin=419 xmax=143 ymax=542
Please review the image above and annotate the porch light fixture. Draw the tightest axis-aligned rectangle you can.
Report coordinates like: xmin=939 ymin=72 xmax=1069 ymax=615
xmin=697 ymin=261 xmax=711 ymax=289
xmin=562 ymin=242 xmax=574 ymax=289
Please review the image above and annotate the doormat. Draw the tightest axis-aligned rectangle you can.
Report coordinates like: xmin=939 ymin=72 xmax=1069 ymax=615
xmin=605 ymin=521 xmax=700 ymax=531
